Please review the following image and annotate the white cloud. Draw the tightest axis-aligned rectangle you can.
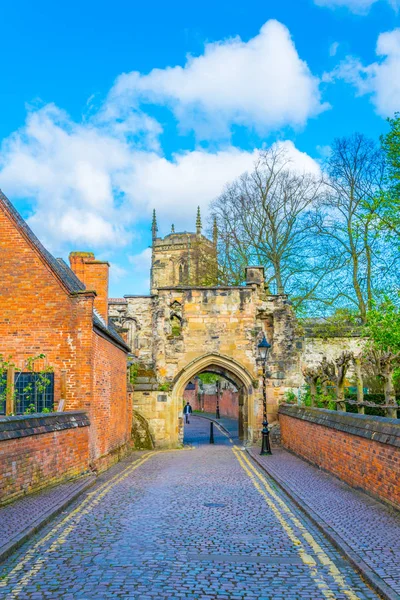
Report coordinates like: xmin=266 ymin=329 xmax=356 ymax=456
xmin=128 ymin=248 xmax=151 ymax=294
xmin=0 ymin=19 xmax=324 ymax=255
xmin=329 ymin=42 xmax=340 ymax=57
xmin=129 ymin=248 xmax=152 ymax=271
xmin=0 ymin=102 xmax=321 ymax=248
xmin=122 ymin=148 xmax=259 ymax=229
xmin=314 ymin=0 xmax=399 ymax=15
xmin=107 ymin=20 xmax=327 ymax=139
xmin=326 ymin=29 xmax=400 ymax=117
xmin=0 ymin=104 xmax=135 ymax=249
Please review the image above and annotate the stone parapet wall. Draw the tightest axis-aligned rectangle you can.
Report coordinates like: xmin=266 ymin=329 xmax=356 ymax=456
xmin=0 ymin=411 xmax=90 ymax=505
xmin=279 ymin=405 xmax=400 ymax=508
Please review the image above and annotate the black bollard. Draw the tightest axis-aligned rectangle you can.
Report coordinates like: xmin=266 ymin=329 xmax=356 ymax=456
xmin=209 ymin=421 xmax=215 ymax=444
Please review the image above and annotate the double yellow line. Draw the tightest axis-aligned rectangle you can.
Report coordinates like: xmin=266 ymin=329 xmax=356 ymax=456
xmin=232 ymin=447 xmax=361 ymax=600
xmin=0 ymin=451 xmax=155 ymax=598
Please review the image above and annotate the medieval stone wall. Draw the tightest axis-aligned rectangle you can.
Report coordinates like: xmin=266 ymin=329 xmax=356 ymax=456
xmin=109 ymin=296 xmax=154 ymax=363
xmin=154 ymin=287 xmax=259 ymax=381
xmin=151 ymin=232 xmax=217 ymax=293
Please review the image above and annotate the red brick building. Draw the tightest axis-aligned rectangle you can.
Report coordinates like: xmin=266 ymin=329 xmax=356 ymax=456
xmin=0 ymin=190 xmax=131 ymax=471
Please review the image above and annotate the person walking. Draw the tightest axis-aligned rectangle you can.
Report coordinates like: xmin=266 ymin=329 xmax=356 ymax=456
xmin=183 ymin=401 xmax=192 ymax=424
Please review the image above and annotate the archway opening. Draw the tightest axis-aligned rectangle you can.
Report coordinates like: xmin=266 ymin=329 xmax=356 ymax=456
xmin=172 ymin=354 xmax=254 ymax=445
xmin=183 ymin=371 xmax=242 ymax=438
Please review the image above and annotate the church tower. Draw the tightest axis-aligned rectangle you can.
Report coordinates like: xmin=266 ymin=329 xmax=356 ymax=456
xmin=150 ymin=208 xmax=218 ymax=294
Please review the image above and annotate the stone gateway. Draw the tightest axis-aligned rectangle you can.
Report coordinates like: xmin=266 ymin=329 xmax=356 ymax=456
xmin=109 ymin=210 xmax=313 ymax=448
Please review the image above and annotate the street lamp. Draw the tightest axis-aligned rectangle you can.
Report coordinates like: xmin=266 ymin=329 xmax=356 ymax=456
xmin=257 ymin=335 xmax=272 ymax=456
xmin=216 ymin=378 xmax=221 ymax=419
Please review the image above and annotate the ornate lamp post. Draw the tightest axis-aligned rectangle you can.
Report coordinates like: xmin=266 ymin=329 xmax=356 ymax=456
xmin=216 ymin=378 xmax=221 ymax=419
xmin=258 ymin=335 xmax=272 ymax=456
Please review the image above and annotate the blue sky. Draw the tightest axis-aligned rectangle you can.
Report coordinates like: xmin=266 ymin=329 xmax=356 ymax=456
xmin=0 ymin=0 xmax=399 ymax=295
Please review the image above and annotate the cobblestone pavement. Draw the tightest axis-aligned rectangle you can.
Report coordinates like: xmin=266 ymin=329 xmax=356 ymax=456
xmin=0 ymin=417 xmax=381 ymax=599
xmin=0 ymin=476 xmax=95 ymax=560
xmin=250 ymin=446 xmax=400 ymax=598
xmin=192 ymin=412 xmax=238 ymax=439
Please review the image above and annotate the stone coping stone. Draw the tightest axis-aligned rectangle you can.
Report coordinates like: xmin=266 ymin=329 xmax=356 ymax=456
xmin=0 ymin=411 xmax=90 ymax=441
xmin=279 ymin=404 xmax=400 ymax=448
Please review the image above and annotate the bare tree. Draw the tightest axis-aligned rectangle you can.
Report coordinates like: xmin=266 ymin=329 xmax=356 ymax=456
xmin=320 ymin=351 xmax=353 ymax=411
xmin=211 ymin=146 xmax=332 ymax=311
xmin=365 ymin=349 xmax=400 ymax=418
xmin=302 ymin=365 xmax=322 ymax=407
xmin=352 ymin=352 xmax=365 ymax=414
xmin=314 ymin=133 xmax=392 ymax=322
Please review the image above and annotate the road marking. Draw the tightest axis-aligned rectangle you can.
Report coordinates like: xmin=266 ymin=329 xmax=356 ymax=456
xmin=1 ymin=452 xmax=155 ymax=597
xmin=232 ymin=448 xmax=361 ymax=600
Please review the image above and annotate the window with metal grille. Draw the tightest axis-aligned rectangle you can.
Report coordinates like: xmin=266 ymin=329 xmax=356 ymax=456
xmin=14 ymin=372 xmax=54 ymax=414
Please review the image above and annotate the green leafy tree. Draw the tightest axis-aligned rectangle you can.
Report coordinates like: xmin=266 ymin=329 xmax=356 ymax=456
xmin=380 ymin=113 xmax=400 ymax=237
xmin=364 ymin=299 xmax=400 ymax=417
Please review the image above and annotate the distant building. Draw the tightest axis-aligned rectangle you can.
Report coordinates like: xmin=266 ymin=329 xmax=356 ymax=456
xmin=150 ymin=207 xmax=218 ymax=293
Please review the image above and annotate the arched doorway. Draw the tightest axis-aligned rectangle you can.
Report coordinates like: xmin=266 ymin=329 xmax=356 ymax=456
xmin=171 ymin=353 xmax=255 ymax=444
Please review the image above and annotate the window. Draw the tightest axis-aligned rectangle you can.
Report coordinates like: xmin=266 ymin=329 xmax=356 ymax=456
xmin=14 ymin=372 xmax=55 ymax=414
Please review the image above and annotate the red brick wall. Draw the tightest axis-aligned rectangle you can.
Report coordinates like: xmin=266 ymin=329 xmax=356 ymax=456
xmin=91 ymin=332 xmax=131 ymax=470
xmin=0 ymin=413 xmax=89 ymax=505
xmin=183 ymin=389 xmax=197 ymax=405
xmin=0 ymin=203 xmax=95 ymax=411
xmin=69 ymin=252 xmax=109 ymax=322
xmin=280 ymin=408 xmax=400 ymax=509
xmin=202 ymin=391 xmax=239 ymax=418
xmin=0 ymin=199 xmax=131 ymax=474
xmin=184 ymin=389 xmax=239 ymax=418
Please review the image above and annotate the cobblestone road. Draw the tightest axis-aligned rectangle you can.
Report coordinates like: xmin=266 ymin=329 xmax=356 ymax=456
xmin=0 ymin=417 xmax=380 ymax=599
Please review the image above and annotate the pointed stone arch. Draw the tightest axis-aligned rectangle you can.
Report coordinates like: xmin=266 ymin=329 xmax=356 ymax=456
xmin=172 ymin=353 xmax=256 ymax=443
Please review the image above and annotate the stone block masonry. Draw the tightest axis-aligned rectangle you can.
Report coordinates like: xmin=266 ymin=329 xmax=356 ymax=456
xmin=0 ymin=412 xmax=90 ymax=506
xmin=279 ymin=405 xmax=400 ymax=509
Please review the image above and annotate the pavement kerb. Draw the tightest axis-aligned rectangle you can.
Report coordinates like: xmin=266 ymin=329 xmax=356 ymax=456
xmin=0 ymin=474 xmax=96 ymax=564
xmin=194 ymin=413 xmax=232 ymax=438
xmin=246 ymin=448 xmax=399 ymax=600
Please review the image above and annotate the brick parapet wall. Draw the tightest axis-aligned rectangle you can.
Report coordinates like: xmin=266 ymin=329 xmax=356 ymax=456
xmin=0 ymin=412 xmax=90 ymax=505
xmin=279 ymin=405 xmax=400 ymax=509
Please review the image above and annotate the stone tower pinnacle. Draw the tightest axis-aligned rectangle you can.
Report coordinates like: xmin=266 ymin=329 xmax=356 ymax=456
xmin=151 ymin=209 xmax=158 ymax=241
xmin=213 ymin=216 xmax=218 ymax=246
xmin=196 ymin=206 xmax=202 ymax=235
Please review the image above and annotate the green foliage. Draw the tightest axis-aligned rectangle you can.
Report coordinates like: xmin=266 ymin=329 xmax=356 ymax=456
xmin=298 ymin=386 xmax=337 ymax=410
xmin=198 ymin=373 xmax=220 ymax=384
xmin=379 ymin=113 xmax=400 ymax=238
xmin=381 ymin=113 xmax=400 ymax=199
xmin=158 ymin=383 xmax=171 ymax=392
xmin=364 ymin=298 xmax=400 ymax=353
xmin=0 ymin=354 xmax=15 ymax=413
xmin=284 ymin=389 xmax=297 ymax=404
xmin=0 ymin=353 xmax=54 ymax=415
xmin=129 ymin=363 xmax=139 ymax=385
